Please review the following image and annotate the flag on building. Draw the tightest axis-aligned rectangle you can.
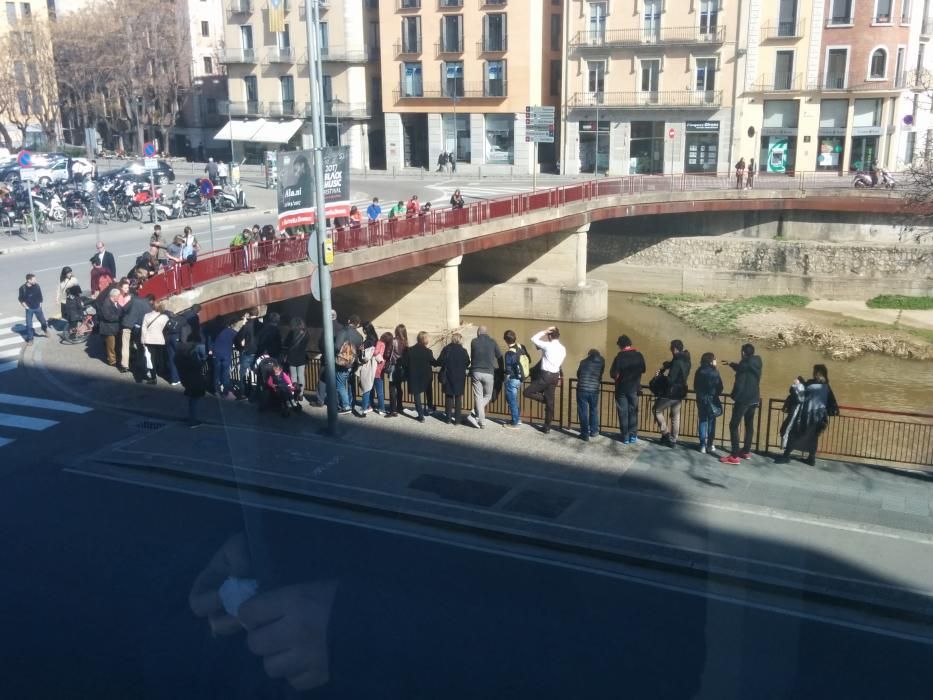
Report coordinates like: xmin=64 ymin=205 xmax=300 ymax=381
xmin=268 ymin=0 xmax=285 ymax=34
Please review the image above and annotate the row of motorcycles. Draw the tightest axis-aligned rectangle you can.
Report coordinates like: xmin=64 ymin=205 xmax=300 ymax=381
xmin=853 ymin=167 xmax=896 ymax=189
xmin=0 ymin=177 xmax=247 ymax=231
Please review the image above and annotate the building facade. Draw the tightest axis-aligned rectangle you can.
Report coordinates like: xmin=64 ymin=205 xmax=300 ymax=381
xmin=378 ymin=0 xmax=558 ymax=174
xmin=217 ymin=0 xmax=383 ymax=169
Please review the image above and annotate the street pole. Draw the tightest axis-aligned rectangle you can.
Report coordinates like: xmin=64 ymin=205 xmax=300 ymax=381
xmin=149 ymin=167 xmax=156 ymax=225
xmin=532 ymin=141 xmax=537 ymax=192
xmin=26 ymin=181 xmax=38 ymax=243
xmin=306 ymin=0 xmax=338 ymax=434
xmin=228 ymin=101 xmax=235 ymax=167
xmin=594 ymin=101 xmax=599 ymax=178
xmin=208 ymin=196 xmax=215 ymax=251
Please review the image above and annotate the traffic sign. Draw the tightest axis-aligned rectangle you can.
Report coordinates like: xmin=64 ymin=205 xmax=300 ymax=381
xmin=668 ymin=128 xmax=676 ymax=140
xmin=143 ymin=142 xmax=156 ymax=157
xmin=199 ymin=178 xmax=215 ymax=198
xmin=525 ymin=105 xmax=556 ymax=143
xmin=17 ymin=150 xmax=31 ymax=168
xmin=144 ymin=157 xmax=158 ymax=170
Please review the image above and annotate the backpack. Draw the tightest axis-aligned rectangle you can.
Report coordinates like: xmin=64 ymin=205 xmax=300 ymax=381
xmin=516 ymin=344 xmax=531 ymax=381
xmin=335 ymin=341 xmax=356 ymax=368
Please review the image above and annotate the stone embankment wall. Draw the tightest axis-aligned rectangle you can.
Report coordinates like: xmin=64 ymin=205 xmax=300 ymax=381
xmin=589 ymin=215 xmax=933 ymax=299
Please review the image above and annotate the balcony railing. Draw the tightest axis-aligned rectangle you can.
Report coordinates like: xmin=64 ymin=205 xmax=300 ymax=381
xmin=873 ymin=12 xmax=893 ymax=23
xmin=761 ymin=18 xmax=805 ymax=39
xmin=569 ymin=90 xmax=722 ymax=108
xmin=219 ymin=48 xmax=257 ymax=64
xmin=753 ymin=72 xmax=801 ymax=91
xmin=438 ymin=0 xmax=462 ymax=6
xmin=320 ymin=101 xmax=374 ymax=119
xmin=480 ymin=0 xmax=506 ymax=5
xmin=267 ymin=101 xmax=299 ymax=117
xmin=477 ymin=37 xmax=508 ymax=53
xmin=320 ymin=46 xmax=368 ymax=62
xmin=394 ymin=82 xmax=508 ymax=100
xmin=397 ymin=0 xmax=420 ymax=9
xmin=821 ymin=73 xmax=847 ymax=90
xmin=569 ymin=25 xmax=725 ymax=49
xmin=266 ymin=47 xmax=295 ymax=63
xmin=220 ymin=100 xmax=264 ymax=116
xmin=827 ymin=14 xmax=853 ymax=26
xmin=227 ymin=0 xmax=252 ymax=15
xmin=923 ymin=18 xmax=933 ymax=35
xmin=395 ymin=40 xmax=422 ymax=57
xmin=435 ymin=41 xmax=464 ymax=57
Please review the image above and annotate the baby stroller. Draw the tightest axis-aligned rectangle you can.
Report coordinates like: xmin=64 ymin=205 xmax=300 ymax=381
xmin=60 ymin=286 xmax=97 ymax=345
xmin=255 ymin=355 xmax=303 ymax=416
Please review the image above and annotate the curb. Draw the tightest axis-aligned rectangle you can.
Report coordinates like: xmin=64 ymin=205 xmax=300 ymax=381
xmin=0 ymin=239 xmax=60 ymax=256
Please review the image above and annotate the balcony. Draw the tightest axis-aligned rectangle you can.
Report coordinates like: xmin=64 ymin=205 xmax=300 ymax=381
xmin=219 ymin=48 xmax=258 ymax=64
xmin=569 ymin=25 xmax=725 ymax=50
xmin=267 ymin=101 xmax=299 ymax=117
xmin=227 ymin=0 xmax=252 ymax=16
xmin=569 ymin=90 xmax=722 ymax=109
xmin=397 ymin=0 xmax=420 ymax=9
xmin=319 ymin=101 xmax=373 ymax=119
xmin=320 ymin=46 xmax=368 ymax=62
xmin=479 ymin=0 xmax=506 ymax=5
xmin=438 ymin=0 xmax=462 ymax=6
xmin=826 ymin=14 xmax=853 ymax=26
xmin=299 ymin=2 xmax=329 ymax=20
xmin=752 ymin=72 xmax=801 ymax=92
xmin=435 ymin=41 xmax=464 ymax=57
xmin=393 ymin=82 xmax=508 ymax=101
xmin=266 ymin=47 xmax=295 ymax=63
xmin=761 ymin=18 xmax=805 ymax=40
xmin=219 ymin=100 xmax=264 ymax=116
xmin=395 ymin=40 xmax=422 ymax=57
xmin=477 ymin=37 xmax=508 ymax=54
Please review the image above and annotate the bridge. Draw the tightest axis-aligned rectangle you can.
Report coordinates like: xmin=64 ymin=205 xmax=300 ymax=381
xmin=140 ymin=173 xmax=910 ymax=330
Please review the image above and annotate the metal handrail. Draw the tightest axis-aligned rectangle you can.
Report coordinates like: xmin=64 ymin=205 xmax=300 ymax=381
xmin=570 ymin=25 xmax=725 ymax=48
xmin=570 ymin=90 xmax=723 ymax=108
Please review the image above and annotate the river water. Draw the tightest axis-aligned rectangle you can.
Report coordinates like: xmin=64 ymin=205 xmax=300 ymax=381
xmin=463 ymin=293 xmax=933 ymax=414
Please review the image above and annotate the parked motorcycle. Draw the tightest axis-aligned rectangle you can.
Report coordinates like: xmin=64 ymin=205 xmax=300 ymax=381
xmin=853 ymin=168 xmax=896 ymax=189
xmin=213 ymin=183 xmax=247 ymax=212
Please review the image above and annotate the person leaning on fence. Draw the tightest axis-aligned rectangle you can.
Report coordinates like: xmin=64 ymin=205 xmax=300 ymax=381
xmin=524 ymin=327 xmax=566 ymax=434
xmin=694 ymin=352 xmax=724 ymax=455
xmin=746 ymin=158 xmax=756 ymax=190
xmin=141 ymin=301 xmax=169 ymax=385
xmin=367 ymin=198 xmax=382 ymax=224
xmin=502 ymin=330 xmax=529 ymax=429
xmin=385 ymin=324 xmax=409 ymax=417
xmin=652 ymin=339 xmax=691 ymax=448
xmin=466 ymin=326 xmax=502 ymax=429
xmin=776 ymin=365 xmax=839 ymax=466
xmin=438 ymin=332 xmax=470 ymax=426
xmin=405 ymin=331 xmax=437 ymax=422
xmin=576 ymin=349 xmax=605 ymax=442
xmin=450 ymin=189 xmax=465 ymax=209
xmin=609 ymin=335 xmax=646 ymax=445
xmin=720 ymin=343 xmax=763 ymax=465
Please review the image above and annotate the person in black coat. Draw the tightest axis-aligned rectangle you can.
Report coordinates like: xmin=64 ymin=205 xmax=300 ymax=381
xmin=720 ymin=343 xmax=764 ymax=464
xmin=96 ymin=288 xmax=122 ymax=367
xmin=609 ymin=335 xmax=646 ymax=444
xmin=283 ymin=318 xmax=310 ymax=386
xmin=778 ymin=364 xmax=839 ymax=466
xmin=405 ymin=331 xmax=437 ymax=422
xmin=652 ymin=339 xmax=691 ymax=447
xmin=576 ymin=349 xmax=605 ymax=441
xmin=175 ymin=341 xmax=208 ymax=427
xmin=437 ymin=333 xmax=470 ymax=425
xmin=693 ymin=352 xmax=724 ymax=455
xmin=91 ymin=241 xmax=117 ymax=279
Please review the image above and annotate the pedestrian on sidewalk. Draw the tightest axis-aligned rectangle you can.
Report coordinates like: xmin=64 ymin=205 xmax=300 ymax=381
xmin=283 ymin=317 xmax=310 ymax=388
xmin=234 ymin=308 xmax=263 ymax=398
xmin=119 ymin=291 xmax=152 ymax=375
xmin=502 ymin=330 xmax=529 ymax=428
xmin=652 ymin=340 xmax=691 ymax=447
xmin=747 ymin=158 xmax=756 ymax=190
xmin=405 ymin=331 xmax=437 ymax=422
xmin=467 ymin=326 xmax=502 ymax=429
xmin=385 ymin=324 xmax=409 ymax=417
xmin=18 ymin=273 xmax=48 ymax=345
xmin=436 ymin=152 xmax=448 ymax=173
xmin=355 ymin=322 xmax=385 ymax=417
xmin=56 ymin=267 xmax=79 ymax=319
xmin=205 ymin=158 xmax=219 ymax=184
xmin=209 ymin=319 xmax=237 ymax=398
xmin=438 ymin=332 xmax=470 ymax=425
xmin=524 ymin=326 xmax=566 ymax=433
xmin=575 ymin=348 xmax=605 ymax=441
xmin=609 ymin=334 xmax=646 ymax=445
xmin=720 ymin=343 xmax=763 ymax=465
xmin=96 ymin=288 xmax=122 ymax=366
xmin=448 ymin=151 xmax=456 ymax=173
xmin=141 ymin=300 xmax=168 ymax=385
xmin=91 ymin=241 xmax=116 ymax=278
xmin=694 ymin=352 xmax=724 ymax=455
xmin=217 ymin=161 xmax=229 ymax=187
xmin=777 ymin=365 xmax=839 ymax=466
xmin=734 ymin=158 xmax=746 ymax=190
xmin=333 ymin=315 xmax=363 ymax=414
xmin=176 ymin=341 xmax=208 ymax=427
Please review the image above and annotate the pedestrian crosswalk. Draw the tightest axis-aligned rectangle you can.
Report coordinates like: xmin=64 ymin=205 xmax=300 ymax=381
xmin=0 ymin=314 xmax=42 ymax=374
xmin=427 ymin=182 xmax=543 ymax=205
xmin=0 ymin=392 xmax=92 ymax=449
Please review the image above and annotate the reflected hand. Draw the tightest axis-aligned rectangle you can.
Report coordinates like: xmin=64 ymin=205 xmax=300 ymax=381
xmin=188 ymin=532 xmax=253 ymax=636
xmin=239 ymin=581 xmax=338 ymax=692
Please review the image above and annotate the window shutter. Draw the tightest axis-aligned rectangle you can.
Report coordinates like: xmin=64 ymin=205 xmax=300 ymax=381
xmin=416 ymin=17 xmax=422 ymax=47
xmin=458 ymin=16 xmax=463 ymax=50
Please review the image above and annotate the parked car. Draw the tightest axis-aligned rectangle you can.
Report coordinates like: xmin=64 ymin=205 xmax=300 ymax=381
xmin=30 ymin=158 xmax=93 ymax=185
xmin=100 ymin=159 xmax=175 ymax=185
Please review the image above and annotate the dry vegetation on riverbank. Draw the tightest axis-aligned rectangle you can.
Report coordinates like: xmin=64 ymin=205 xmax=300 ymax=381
xmin=643 ymin=294 xmax=933 ymax=361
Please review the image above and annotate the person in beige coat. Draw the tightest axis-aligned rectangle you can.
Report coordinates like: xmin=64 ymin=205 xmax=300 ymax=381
xmin=141 ymin=301 xmax=170 ymax=385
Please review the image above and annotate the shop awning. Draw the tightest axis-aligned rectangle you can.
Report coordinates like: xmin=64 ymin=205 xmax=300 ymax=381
xmin=212 ymin=119 xmax=267 ymax=142
xmin=250 ymin=119 xmax=303 ymax=144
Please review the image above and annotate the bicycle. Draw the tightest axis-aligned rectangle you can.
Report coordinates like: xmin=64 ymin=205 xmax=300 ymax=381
xmin=65 ymin=204 xmax=90 ymax=229
xmin=23 ymin=209 xmax=54 ymax=234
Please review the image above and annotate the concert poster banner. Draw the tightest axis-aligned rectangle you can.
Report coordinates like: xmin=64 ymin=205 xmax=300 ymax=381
xmin=277 ymin=146 xmax=350 ymax=230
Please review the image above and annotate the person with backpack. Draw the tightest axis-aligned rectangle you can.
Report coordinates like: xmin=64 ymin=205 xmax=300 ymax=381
xmin=175 ymin=340 xmax=209 ymax=427
xmin=466 ymin=326 xmax=502 ymax=429
xmin=333 ymin=314 xmax=363 ymax=414
xmin=502 ymin=330 xmax=529 ymax=428
xmin=609 ymin=335 xmax=646 ymax=445
xmin=576 ymin=349 xmax=605 ymax=441
xmin=438 ymin=332 xmax=470 ymax=425
xmin=652 ymin=339 xmax=691 ymax=448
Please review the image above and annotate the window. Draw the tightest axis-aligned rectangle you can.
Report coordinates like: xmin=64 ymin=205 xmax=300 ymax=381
xmin=901 ymin=0 xmax=912 ymax=23
xmin=641 ymin=58 xmax=660 ymax=93
xmin=485 ymin=114 xmax=513 ymax=164
xmin=240 ymin=25 xmax=253 ymax=50
xmin=399 ymin=0 xmax=420 ymax=7
xmin=587 ymin=60 xmax=604 ymax=99
xmin=550 ymin=14 xmax=561 ymax=51
xmin=549 ymin=59 xmax=561 ymax=96
xmin=825 ymin=47 xmax=847 ymax=88
xmin=777 ymin=0 xmax=797 ymax=35
xmin=402 ymin=61 xmax=422 ymax=96
xmin=440 ymin=0 xmax=462 ymax=6
xmin=200 ymin=21 xmax=209 ymax=37
xmin=774 ymin=50 xmax=794 ymax=89
xmin=279 ymin=24 xmax=292 ymax=50
xmin=588 ymin=1 xmax=607 ymax=41
xmin=696 ymin=57 xmax=716 ymax=92
xmin=443 ymin=61 xmax=463 ymax=97
xmin=17 ymin=90 xmax=28 ymax=115
xmin=485 ymin=59 xmax=505 ymax=96
xmin=244 ymin=75 xmax=258 ymax=111
xmin=5 ymin=3 xmax=14 ymax=22
xmin=483 ymin=13 xmax=507 ymax=51
xmin=895 ymin=46 xmax=905 ymax=86
xmin=20 ymin=2 xmax=29 ymax=19
xmin=322 ymin=74 xmax=332 ymax=104
xmin=203 ymin=56 xmax=213 ymax=73
xmin=699 ymin=0 xmax=718 ymax=34
xmin=829 ymin=0 xmax=853 ymax=24
xmin=401 ymin=16 xmax=421 ymax=53
xmin=371 ymin=75 xmax=382 ymax=106
xmin=319 ymin=22 xmax=328 ymax=52
xmin=869 ymin=48 xmax=887 ymax=78
xmin=643 ymin=0 xmax=661 ymax=41
xmin=280 ymin=75 xmax=294 ymax=111
xmin=206 ymin=97 xmax=218 ymax=114
xmin=369 ymin=20 xmax=380 ymax=51
xmin=873 ymin=0 xmax=892 ymax=22
xmin=440 ymin=15 xmax=463 ymax=52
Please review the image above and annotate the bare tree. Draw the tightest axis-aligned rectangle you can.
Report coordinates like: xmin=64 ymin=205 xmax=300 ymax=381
xmin=0 ymin=19 xmax=61 ymax=148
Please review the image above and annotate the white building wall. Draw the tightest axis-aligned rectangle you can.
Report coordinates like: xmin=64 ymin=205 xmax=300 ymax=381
xmin=384 ymin=112 xmax=405 ymax=170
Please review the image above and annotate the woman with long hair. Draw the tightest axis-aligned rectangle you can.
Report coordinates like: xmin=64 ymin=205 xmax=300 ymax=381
xmin=693 ymin=352 xmax=723 ymax=455
xmin=57 ymin=266 xmax=79 ymax=318
xmin=385 ymin=324 xmax=408 ymax=417
xmin=355 ymin=322 xmax=386 ymax=416
xmin=778 ymin=364 xmax=840 ymax=466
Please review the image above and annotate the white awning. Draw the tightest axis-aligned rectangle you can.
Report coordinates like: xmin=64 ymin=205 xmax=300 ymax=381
xmin=250 ymin=119 xmax=304 ymax=144
xmin=212 ymin=119 xmax=267 ymax=142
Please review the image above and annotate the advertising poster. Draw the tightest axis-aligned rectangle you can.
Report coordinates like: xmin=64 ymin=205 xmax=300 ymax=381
xmin=277 ymin=146 xmax=350 ymax=229
xmin=766 ymin=137 xmax=788 ymax=173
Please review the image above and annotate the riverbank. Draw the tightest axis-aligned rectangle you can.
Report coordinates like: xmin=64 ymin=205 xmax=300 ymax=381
xmin=643 ymin=294 xmax=933 ymax=361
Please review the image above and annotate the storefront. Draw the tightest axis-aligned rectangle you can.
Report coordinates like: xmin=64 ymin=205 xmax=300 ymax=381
xmin=629 ymin=121 xmax=665 ymax=174
xmin=849 ymin=99 xmax=882 ymax=172
xmin=485 ymin=114 xmax=514 ymax=164
xmin=684 ymin=121 xmax=720 ymax=173
xmin=816 ymin=100 xmax=847 ymax=171
xmin=443 ymin=113 xmax=471 ymax=163
xmin=579 ymin=120 xmax=610 ymax=174
xmin=760 ymin=100 xmax=799 ymax=174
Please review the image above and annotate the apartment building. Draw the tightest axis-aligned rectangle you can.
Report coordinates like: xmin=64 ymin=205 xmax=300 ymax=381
xmin=217 ymin=0 xmax=383 ymax=168
xmin=378 ymin=0 xmax=559 ymax=173
xmin=562 ymin=0 xmax=738 ymax=175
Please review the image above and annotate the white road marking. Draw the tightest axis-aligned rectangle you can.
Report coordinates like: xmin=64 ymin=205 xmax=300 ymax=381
xmin=0 ymin=361 xmax=17 ymax=374
xmin=0 ymin=413 xmax=58 ymax=430
xmin=0 ymin=437 xmax=14 ymax=447
xmin=0 ymin=335 xmax=28 ymax=348
xmin=0 ymin=348 xmax=22 ymax=359
xmin=0 ymin=393 xmax=92 ymax=414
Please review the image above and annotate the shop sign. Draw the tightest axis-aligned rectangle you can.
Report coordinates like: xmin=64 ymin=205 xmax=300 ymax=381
xmin=851 ymin=126 xmax=882 ymax=136
xmin=818 ymin=128 xmax=847 ymax=137
xmin=761 ymin=127 xmax=798 ymax=136
xmin=579 ymin=120 xmax=610 ymax=132
xmin=686 ymin=121 xmax=720 ymax=132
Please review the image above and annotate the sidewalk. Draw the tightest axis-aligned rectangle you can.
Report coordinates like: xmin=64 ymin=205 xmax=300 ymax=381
xmin=24 ymin=332 xmax=933 ymax=624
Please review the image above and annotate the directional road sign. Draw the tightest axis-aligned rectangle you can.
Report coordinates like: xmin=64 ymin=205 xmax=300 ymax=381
xmin=525 ymin=105 xmax=556 ymax=144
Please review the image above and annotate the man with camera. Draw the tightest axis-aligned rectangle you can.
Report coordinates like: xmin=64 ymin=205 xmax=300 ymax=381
xmin=523 ymin=326 xmax=566 ymax=433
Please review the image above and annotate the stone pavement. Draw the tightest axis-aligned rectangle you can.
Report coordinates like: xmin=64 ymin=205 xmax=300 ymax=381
xmin=21 ymin=332 xmax=933 ymax=625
